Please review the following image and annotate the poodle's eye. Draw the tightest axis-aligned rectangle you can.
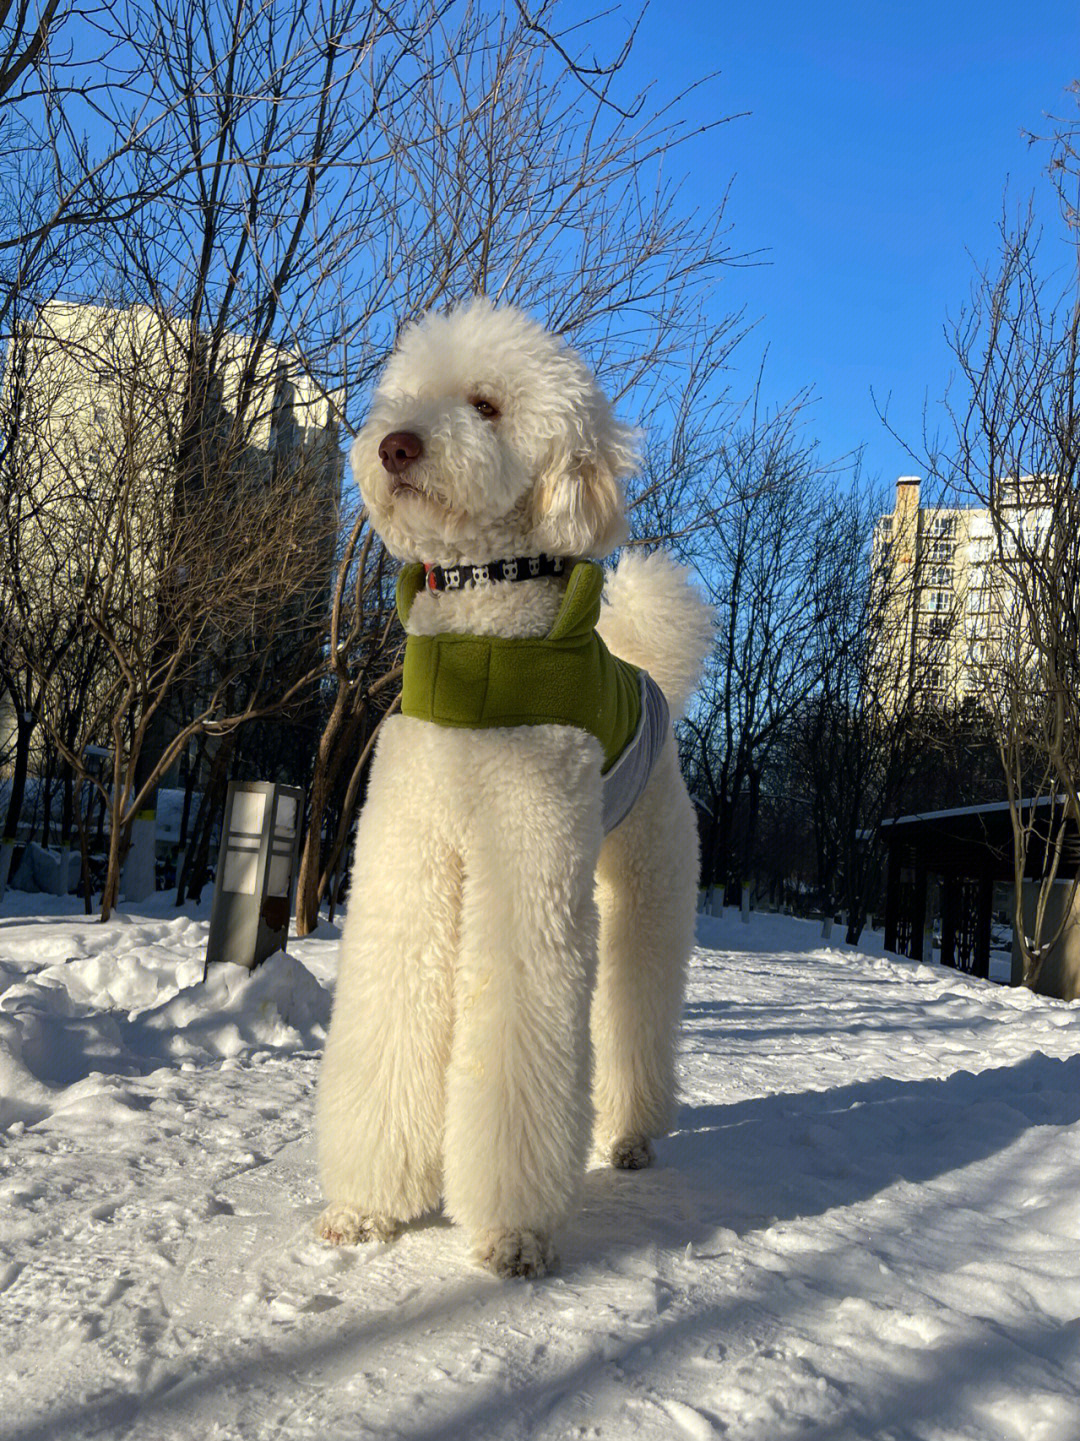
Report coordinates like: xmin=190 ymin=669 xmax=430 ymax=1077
xmin=468 ymin=395 xmax=500 ymax=420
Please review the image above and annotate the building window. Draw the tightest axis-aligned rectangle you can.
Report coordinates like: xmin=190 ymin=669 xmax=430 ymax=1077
xmin=925 ymin=515 xmax=957 ymax=537
xmin=916 ymin=664 xmax=947 ymax=699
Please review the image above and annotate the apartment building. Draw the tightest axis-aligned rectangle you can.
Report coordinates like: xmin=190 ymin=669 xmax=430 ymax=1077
xmin=6 ymin=299 xmax=340 ymax=497
xmin=872 ymin=475 xmax=1045 ymax=711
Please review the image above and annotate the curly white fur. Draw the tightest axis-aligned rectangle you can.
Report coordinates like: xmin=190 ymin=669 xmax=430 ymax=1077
xmin=316 ymin=297 xmax=713 ymax=1278
xmin=597 ymin=550 xmax=717 ymax=720
xmin=350 ymin=296 xmax=636 ymax=565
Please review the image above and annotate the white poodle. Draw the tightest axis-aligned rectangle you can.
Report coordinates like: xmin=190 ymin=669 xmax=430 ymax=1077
xmin=316 ymin=297 xmax=713 ymax=1278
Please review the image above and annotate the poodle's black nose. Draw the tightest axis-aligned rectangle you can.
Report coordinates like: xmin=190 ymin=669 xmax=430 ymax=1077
xmin=379 ymin=430 xmax=424 ymax=474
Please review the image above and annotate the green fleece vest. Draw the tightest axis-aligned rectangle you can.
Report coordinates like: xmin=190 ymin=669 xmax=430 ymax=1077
xmin=396 ymin=561 xmax=641 ymax=772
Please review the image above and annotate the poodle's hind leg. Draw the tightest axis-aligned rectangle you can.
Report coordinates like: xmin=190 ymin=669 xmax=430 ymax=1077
xmin=441 ymin=728 xmax=604 ymax=1278
xmin=316 ymin=721 xmax=459 ymax=1243
xmin=592 ymin=740 xmax=699 ymax=1170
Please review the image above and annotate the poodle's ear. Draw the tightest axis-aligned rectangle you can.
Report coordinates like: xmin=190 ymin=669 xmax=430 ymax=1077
xmin=530 ymin=423 xmax=636 ymax=558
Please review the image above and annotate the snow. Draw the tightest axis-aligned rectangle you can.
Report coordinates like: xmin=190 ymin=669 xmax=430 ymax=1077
xmin=1 ymin=898 xmax=1079 ymax=1440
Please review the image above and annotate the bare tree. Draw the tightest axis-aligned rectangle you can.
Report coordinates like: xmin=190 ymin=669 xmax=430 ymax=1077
xmin=678 ymin=406 xmax=862 ymax=903
xmin=6 ymin=302 xmax=339 ymax=917
xmin=0 ymin=0 xmax=384 ymax=910
xmin=791 ymin=487 xmax=964 ymax=943
xmin=968 ymin=527 xmax=1079 ymax=986
xmin=0 ymin=297 xmax=106 ymax=897
xmin=940 ymin=90 xmax=1080 ymax=985
xmin=4 ymin=0 xmax=439 ymax=913
xmin=291 ymin=509 xmax=403 ymax=934
xmin=0 ymin=0 xmax=302 ymax=332
xmin=4 ymin=0 xmax=742 ymax=921
xmin=0 ymin=0 xmax=63 ymax=105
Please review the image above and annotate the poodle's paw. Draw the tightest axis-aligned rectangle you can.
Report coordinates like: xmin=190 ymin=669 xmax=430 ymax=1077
xmin=316 ymin=1204 xmax=399 ymax=1246
xmin=475 ymin=1228 xmax=555 ymax=1279
xmin=610 ymin=1134 xmax=654 ymax=1171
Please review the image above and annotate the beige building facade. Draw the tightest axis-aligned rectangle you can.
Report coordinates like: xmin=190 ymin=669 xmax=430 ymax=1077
xmin=872 ymin=475 xmax=1045 ymax=712
xmin=0 ymin=301 xmax=343 ymax=776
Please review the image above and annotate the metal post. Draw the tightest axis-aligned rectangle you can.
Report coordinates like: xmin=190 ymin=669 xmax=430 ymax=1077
xmin=205 ymin=781 xmax=303 ymax=972
xmin=884 ymin=842 xmax=900 ymax=953
xmin=940 ymin=871 xmax=958 ymax=970
xmin=974 ymin=868 xmax=993 ymax=980
xmin=911 ymin=862 xmax=928 ymax=962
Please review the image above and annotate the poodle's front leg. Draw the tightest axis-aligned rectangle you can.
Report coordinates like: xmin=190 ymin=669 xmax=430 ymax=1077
xmin=441 ymin=729 xmax=603 ymax=1278
xmin=316 ymin=722 xmax=459 ymax=1242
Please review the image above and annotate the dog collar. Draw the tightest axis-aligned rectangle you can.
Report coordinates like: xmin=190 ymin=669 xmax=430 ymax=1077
xmin=422 ymin=554 xmax=568 ymax=593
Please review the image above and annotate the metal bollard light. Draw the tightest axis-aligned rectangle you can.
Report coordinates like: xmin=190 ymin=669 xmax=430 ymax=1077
xmin=204 ymin=781 xmax=303 ymax=972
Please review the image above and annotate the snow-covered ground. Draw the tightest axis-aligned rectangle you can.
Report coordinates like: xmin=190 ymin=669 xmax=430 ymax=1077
xmin=1 ymin=895 xmax=1079 ymax=1441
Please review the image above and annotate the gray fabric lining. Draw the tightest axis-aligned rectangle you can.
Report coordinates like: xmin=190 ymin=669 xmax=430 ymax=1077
xmin=601 ymin=671 xmax=670 ymax=834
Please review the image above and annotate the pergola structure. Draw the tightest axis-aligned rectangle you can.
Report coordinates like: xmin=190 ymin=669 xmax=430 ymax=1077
xmin=878 ymin=799 xmax=1080 ymax=982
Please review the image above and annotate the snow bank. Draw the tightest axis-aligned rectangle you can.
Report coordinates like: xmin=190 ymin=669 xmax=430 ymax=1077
xmin=152 ymin=950 xmax=331 ymax=1059
xmin=0 ymin=899 xmax=329 ymax=1129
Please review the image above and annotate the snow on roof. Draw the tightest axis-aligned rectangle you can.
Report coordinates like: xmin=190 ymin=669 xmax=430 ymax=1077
xmin=881 ymin=794 xmax=1067 ymax=828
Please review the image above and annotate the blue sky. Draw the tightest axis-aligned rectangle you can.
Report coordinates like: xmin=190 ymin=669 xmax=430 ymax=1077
xmin=595 ymin=0 xmax=1080 ymax=490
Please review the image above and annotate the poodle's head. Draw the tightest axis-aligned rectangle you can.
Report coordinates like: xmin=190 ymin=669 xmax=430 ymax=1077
xmin=351 ymin=297 xmax=637 ymax=563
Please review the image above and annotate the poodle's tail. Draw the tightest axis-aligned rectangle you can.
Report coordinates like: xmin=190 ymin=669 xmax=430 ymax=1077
xmin=597 ymin=550 xmax=714 ymax=721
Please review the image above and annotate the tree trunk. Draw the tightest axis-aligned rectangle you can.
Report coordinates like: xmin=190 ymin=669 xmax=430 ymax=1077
xmin=181 ymin=734 xmax=235 ymax=903
xmin=100 ymin=807 xmax=124 ymax=922
xmin=75 ymin=779 xmax=94 ymax=915
xmin=294 ymin=701 xmax=364 ymax=936
xmin=0 ymin=708 xmax=33 ymax=900
xmin=700 ymin=805 xmax=721 ymax=892
xmin=313 ymin=703 xmax=398 ymax=914
xmin=173 ymin=735 xmax=203 ymax=905
xmin=742 ymin=767 xmax=762 ymax=896
xmin=60 ymin=762 xmax=75 ymax=844
xmin=40 ymin=753 xmax=54 ymax=848
xmin=2 ymin=708 xmax=33 ymax=844
xmin=844 ymin=911 xmax=865 ymax=946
